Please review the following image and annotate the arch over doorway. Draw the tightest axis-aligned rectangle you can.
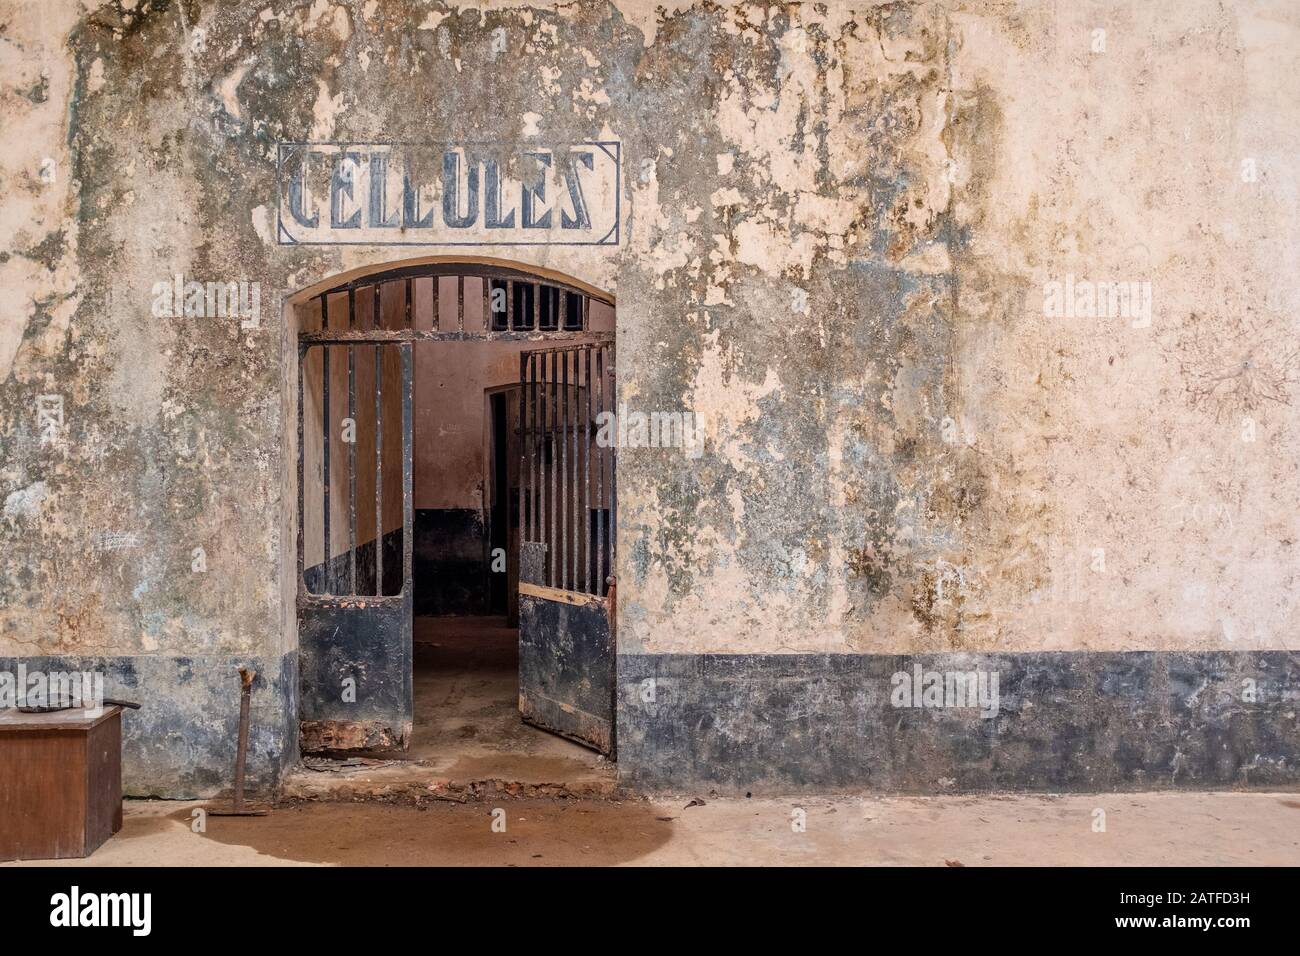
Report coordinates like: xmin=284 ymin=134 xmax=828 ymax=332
xmin=286 ymin=254 xmax=615 ymax=310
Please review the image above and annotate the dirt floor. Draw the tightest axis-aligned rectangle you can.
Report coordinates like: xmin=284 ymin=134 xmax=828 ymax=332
xmin=5 ymin=792 xmax=1300 ymax=866
xmin=14 ymin=617 xmax=1297 ymax=866
xmin=284 ymin=615 xmax=615 ymax=800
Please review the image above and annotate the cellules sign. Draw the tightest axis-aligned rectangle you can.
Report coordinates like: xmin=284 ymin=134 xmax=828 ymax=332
xmin=277 ymin=142 xmax=621 ymax=246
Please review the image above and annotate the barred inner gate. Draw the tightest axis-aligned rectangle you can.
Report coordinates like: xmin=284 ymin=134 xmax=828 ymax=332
xmin=518 ymin=343 xmax=617 ymax=754
xmin=296 ymin=262 xmax=615 ymax=755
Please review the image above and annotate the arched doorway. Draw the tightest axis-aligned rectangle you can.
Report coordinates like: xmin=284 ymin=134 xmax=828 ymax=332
xmin=292 ymin=261 xmax=616 ymax=780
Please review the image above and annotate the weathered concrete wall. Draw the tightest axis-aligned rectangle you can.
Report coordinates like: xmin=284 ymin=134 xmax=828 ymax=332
xmin=0 ymin=0 xmax=1296 ymax=794
xmin=618 ymin=1 xmax=1300 ymax=657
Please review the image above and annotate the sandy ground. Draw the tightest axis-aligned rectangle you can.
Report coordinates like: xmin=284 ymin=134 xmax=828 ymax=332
xmin=4 ymin=792 xmax=1299 ymax=867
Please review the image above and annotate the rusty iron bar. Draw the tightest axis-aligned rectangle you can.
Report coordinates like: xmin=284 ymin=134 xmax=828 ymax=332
xmin=529 ymin=352 xmax=537 ymax=544
xmin=570 ymin=348 xmax=579 ymax=588
xmin=522 ymin=353 xmax=529 ymax=542
xmin=542 ymin=350 xmax=549 ymax=586
xmin=541 ymin=350 xmax=549 ymax=585
xmin=571 ymin=348 xmax=579 ymax=592
xmin=537 ymin=351 xmax=546 ymax=578
xmin=550 ymin=350 xmax=558 ymax=588
xmin=541 ymin=353 xmax=546 ymax=559
xmin=373 ymin=283 xmax=383 ymax=594
xmin=527 ymin=352 xmax=535 ymax=545
xmin=519 ymin=354 xmax=526 ymax=540
xmin=233 ymin=667 xmax=253 ymax=811
xmin=606 ymin=343 xmax=615 ymax=587
xmin=348 ymin=342 xmax=357 ymax=594
xmin=296 ymin=343 xmax=306 ymax=592
xmin=518 ymin=351 xmax=527 ymax=563
xmin=566 ymin=348 xmax=572 ymax=590
xmin=457 ymin=275 xmax=465 ymax=332
xmin=205 ymin=667 xmax=267 ymax=817
xmin=347 ymin=289 xmax=357 ymax=593
xmin=374 ymin=344 xmax=383 ymax=596
xmin=321 ymin=345 xmax=331 ymax=594
xmin=521 ymin=354 xmax=529 ymax=540
xmin=594 ymin=344 xmax=604 ymax=594
xmin=583 ymin=346 xmax=592 ymax=593
xmin=554 ymin=348 xmax=561 ymax=588
xmin=564 ymin=347 xmax=571 ymax=589
xmin=401 ymin=343 xmax=413 ymax=592
xmin=560 ymin=347 xmax=569 ymax=589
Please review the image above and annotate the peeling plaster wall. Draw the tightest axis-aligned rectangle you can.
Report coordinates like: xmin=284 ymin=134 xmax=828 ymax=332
xmin=617 ymin=0 xmax=1300 ymax=659
xmin=0 ymin=0 xmax=1296 ymax=794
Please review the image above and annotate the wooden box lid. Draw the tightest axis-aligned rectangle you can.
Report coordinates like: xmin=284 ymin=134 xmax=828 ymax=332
xmin=0 ymin=706 xmax=122 ymax=733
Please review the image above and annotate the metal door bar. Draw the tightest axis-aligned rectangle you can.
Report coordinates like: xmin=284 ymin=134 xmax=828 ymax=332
xmin=298 ymin=340 xmax=413 ymax=603
xmin=519 ymin=342 xmax=614 ymax=596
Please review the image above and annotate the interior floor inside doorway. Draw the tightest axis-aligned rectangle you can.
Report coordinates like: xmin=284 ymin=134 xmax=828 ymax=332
xmin=411 ymin=615 xmax=612 ymax=788
xmin=284 ymin=615 xmax=614 ymax=800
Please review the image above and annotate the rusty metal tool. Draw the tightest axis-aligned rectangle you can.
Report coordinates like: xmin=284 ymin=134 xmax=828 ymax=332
xmin=207 ymin=667 xmax=270 ymax=817
xmin=17 ymin=698 xmax=141 ymax=713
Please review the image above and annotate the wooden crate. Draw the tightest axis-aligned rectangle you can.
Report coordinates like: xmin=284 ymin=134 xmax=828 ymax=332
xmin=0 ymin=706 xmax=123 ymax=861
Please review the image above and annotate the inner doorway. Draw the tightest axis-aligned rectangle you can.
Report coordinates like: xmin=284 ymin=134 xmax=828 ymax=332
xmin=295 ymin=262 xmax=616 ymax=787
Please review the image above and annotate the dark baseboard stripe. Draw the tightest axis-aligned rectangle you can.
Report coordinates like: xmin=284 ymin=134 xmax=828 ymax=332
xmin=615 ymin=651 xmax=1300 ymax=793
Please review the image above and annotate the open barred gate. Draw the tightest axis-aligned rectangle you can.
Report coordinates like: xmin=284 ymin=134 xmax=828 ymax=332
xmin=296 ymin=262 xmax=615 ymax=755
xmin=517 ymin=342 xmax=617 ymax=755
xmin=296 ymin=338 xmax=414 ymax=753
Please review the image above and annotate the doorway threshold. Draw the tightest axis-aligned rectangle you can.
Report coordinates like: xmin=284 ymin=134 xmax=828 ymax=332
xmin=284 ymin=615 xmax=616 ymax=804
xmin=280 ymin=752 xmax=616 ymax=804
